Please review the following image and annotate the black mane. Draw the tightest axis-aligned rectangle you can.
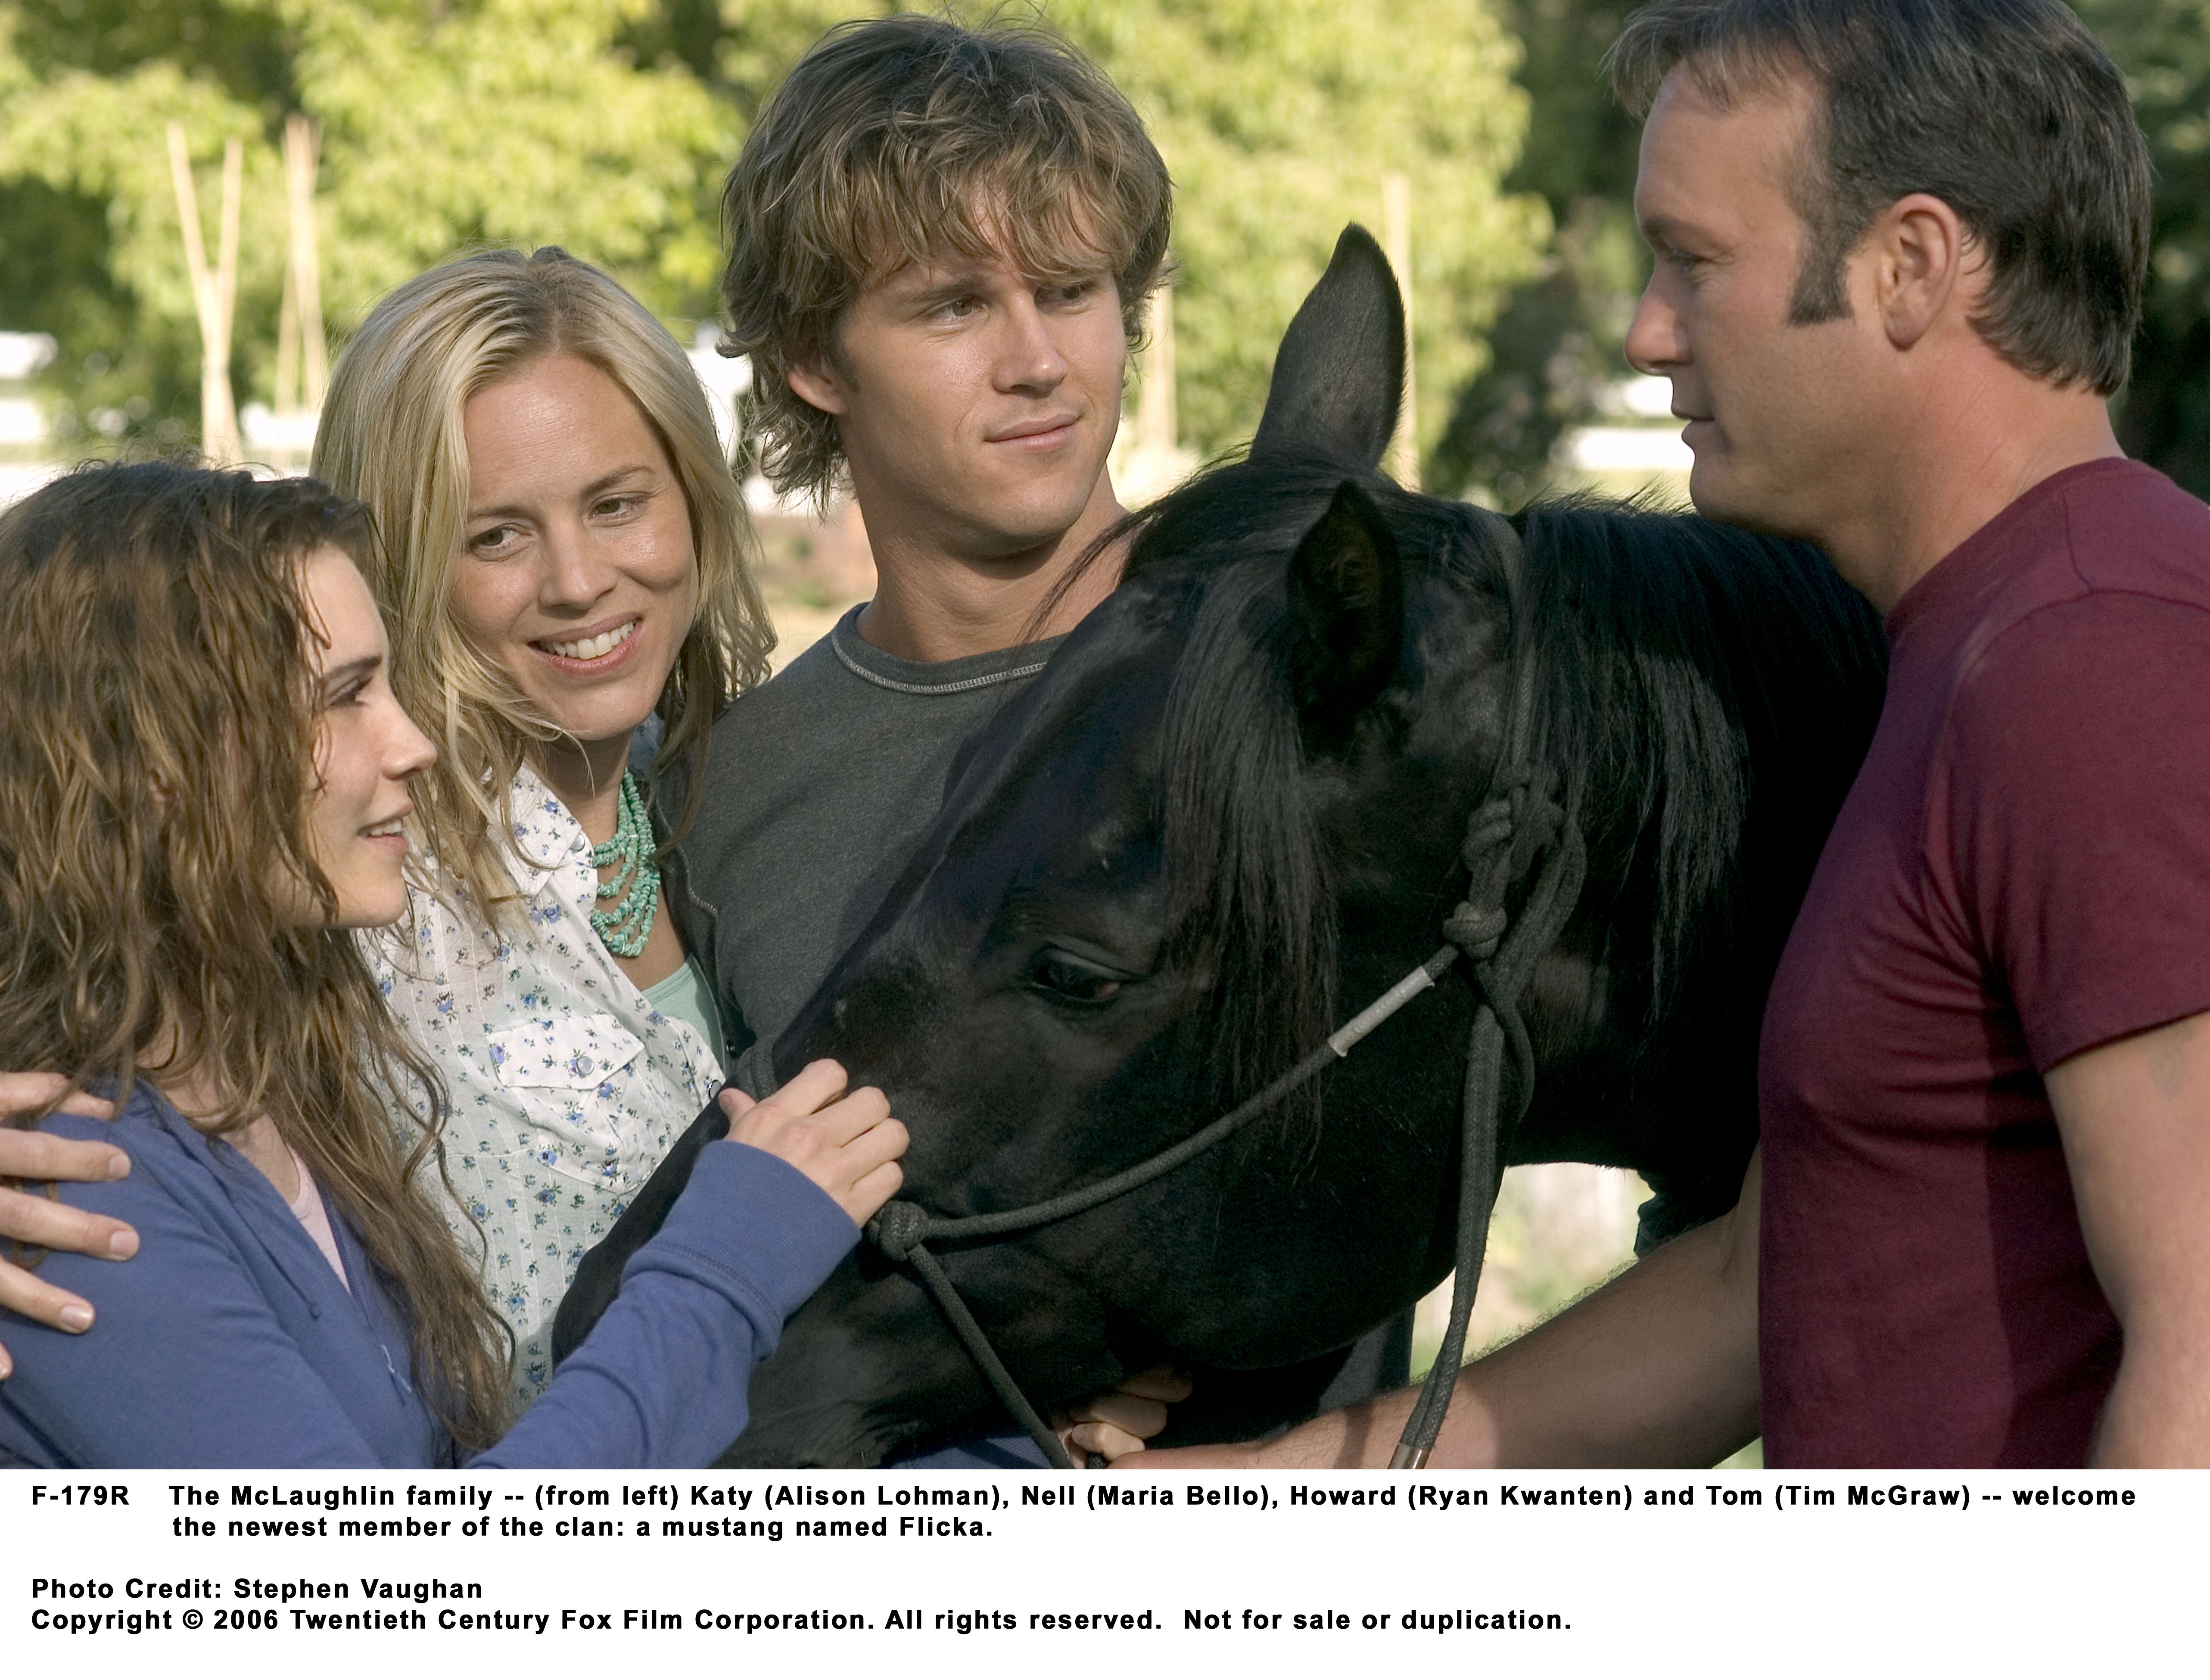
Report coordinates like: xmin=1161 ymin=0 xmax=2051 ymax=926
xmin=1125 ymin=454 xmax=1486 ymax=1108
xmin=1121 ymin=456 xmax=1886 ymax=1098
xmin=1515 ymin=496 xmax=1886 ymax=1004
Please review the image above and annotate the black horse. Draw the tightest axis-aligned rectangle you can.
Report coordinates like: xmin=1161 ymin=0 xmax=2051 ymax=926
xmin=559 ymin=228 xmax=1886 ymax=1465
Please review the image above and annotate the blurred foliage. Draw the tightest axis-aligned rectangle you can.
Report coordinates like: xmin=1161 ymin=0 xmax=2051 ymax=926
xmin=2079 ymin=0 xmax=2210 ymax=498
xmin=0 ymin=0 xmax=731 ymax=450
xmin=17 ymin=0 xmax=2210 ymax=494
xmin=1044 ymin=0 xmax=1547 ymax=462
xmin=1429 ymin=0 xmax=1645 ymax=504
xmin=0 ymin=0 xmax=1544 ymax=469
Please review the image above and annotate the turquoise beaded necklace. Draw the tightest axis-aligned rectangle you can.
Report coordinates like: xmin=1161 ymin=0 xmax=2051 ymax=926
xmin=589 ymin=772 xmax=660 ymax=958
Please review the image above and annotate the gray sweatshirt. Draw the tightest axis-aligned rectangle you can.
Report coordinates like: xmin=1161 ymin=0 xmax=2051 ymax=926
xmin=657 ymin=605 xmax=1058 ymax=1095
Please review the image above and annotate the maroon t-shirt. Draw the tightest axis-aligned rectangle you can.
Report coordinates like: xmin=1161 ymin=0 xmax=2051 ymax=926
xmin=1759 ymin=457 xmax=2210 ymax=1466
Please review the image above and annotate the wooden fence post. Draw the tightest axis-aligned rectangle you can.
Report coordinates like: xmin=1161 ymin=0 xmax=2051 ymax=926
xmin=284 ymin=115 xmax=326 ymax=412
xmin=1138 ymin=282 xmax=1177 ymax=457
xmin=167 ymin=124 xmax=243 ymax=464
xmin=1382 ymin=171 xmax=1418 ymax=490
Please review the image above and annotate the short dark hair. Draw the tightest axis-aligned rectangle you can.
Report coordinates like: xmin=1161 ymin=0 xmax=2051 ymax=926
xmin=1607 ymin=0 xmax=2149 ymax=395
xmin=721 ymin=14 xmax=1172 ymax=506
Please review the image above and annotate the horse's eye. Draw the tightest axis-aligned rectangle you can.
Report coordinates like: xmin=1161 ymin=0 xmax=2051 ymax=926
xmin=1028 ymin=952 xmax=1125 ymax=1005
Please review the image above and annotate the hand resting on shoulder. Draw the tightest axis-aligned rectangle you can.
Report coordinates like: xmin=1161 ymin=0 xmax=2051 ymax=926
xmin=0 ymin=1074 xmax=134 ymax=1378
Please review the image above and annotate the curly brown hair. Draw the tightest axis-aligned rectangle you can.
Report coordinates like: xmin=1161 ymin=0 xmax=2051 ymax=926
xmin=0 ymin=461 xmax=512 ymax=1451
xmin=722 ymin=12 xmax=1173 ymax=510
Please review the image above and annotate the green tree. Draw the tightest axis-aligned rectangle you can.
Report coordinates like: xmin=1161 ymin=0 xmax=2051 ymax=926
xmin=1429 ymin=0 xmax=1647 ymax=504
xmin=1 ymin=0 xmax=729 ymax=449
xmin=2076 ymin=0 xmax=2210 ymax=497
xmin=1049 ymin=0 xmax=1546 ymax=462
xmin=4 ymin=0 xmax=1543 ymax=470
xmin=638 ymin=0 xmax=1552 ymax=469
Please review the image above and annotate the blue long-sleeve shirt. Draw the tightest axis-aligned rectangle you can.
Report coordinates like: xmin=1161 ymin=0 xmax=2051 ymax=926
xmin=0 ymin=1086 xmax=857 ymax=1467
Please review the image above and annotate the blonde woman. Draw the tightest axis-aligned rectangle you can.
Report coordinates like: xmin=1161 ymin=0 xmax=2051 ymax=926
xmin=311 ymin=246 xmax=1180 ymax=1461
xmin=305 ymin=248 xmax=772 ymax=1405
xmin=0 ymin=461 xmax=903 ymax=1466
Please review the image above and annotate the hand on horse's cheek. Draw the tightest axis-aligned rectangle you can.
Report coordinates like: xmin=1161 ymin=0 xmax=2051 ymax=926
xmin=717 ymin=1064 xmax=909 ymax=1227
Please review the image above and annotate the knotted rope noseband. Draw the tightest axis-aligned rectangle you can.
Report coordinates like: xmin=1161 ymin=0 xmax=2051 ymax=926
xmin=865 ymin=522 xmax=1585 ymax=1470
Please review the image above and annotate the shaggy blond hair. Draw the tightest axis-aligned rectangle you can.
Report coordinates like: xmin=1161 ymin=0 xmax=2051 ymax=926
xmin=314 ymin=247 xmax=774 ymax=935
xmin=723 ymin=13 xmax=1173 ymax=509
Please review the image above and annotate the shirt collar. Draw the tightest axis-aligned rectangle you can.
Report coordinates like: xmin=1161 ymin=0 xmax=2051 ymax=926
xmin=500 ymin=761 xmax=594 ymax=895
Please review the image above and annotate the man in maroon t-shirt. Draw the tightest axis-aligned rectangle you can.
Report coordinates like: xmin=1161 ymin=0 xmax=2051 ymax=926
xmin=1756 ymin=457 xmax=2210 ymax=1464
xmin=1148 ymin=0 xmax=2210 ymax=1468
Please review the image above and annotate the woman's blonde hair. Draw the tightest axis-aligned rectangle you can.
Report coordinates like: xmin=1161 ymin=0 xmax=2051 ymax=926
xmin=0 ymin=461 xmax=512 ymax=1450
xmin=313 ymin=247 xmax=774 ymax=933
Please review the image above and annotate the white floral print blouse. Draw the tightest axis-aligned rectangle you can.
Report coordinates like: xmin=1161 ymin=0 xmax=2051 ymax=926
xmin=361 ymin=765 xmax=722 ymax=1411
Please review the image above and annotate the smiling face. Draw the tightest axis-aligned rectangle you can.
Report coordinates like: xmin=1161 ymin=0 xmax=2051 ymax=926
xmin=451 ymin=354 xmax=700 ymax=759
xmin=302 ymin=546 xmax=436 ymax=927
xmin=789 ymin=234 xmax=1129 ymax=564
xmin=1625 ymin=68 xmax=1879 ymax=543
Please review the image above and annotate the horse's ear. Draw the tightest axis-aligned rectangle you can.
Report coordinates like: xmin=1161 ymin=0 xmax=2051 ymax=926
xmin=1287 ymin=479 xmax=1404 ymax=741
xmin=1252 ymin=226 xmax=1405 ymax=470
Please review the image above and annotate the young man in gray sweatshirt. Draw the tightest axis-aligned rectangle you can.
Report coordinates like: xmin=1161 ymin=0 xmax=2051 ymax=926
xmin=659 ymin=16 xmax=1409 ymax=1453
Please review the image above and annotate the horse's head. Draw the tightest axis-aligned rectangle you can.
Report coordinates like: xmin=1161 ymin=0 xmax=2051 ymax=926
xmin=731 ymin=230 xmax=1535 ymax=1465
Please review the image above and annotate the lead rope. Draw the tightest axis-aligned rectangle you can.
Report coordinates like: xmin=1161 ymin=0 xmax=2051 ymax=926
xmin=1389 ymin=757 xmax=1584 ymax=1466
xmin=1389 ymin=550 xmax=1584 ymax=1467
xmin=867 ymin=522 xmax=1583 ymax=1471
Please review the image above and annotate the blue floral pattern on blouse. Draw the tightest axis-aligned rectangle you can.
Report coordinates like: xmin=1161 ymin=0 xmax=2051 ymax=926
xmin=363 ymin=765 xmax=721 ymax=1411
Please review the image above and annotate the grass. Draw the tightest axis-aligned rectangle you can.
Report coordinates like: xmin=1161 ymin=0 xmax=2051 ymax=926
xmin=1406 ymin=1162 xmax=1763 ymax=1470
